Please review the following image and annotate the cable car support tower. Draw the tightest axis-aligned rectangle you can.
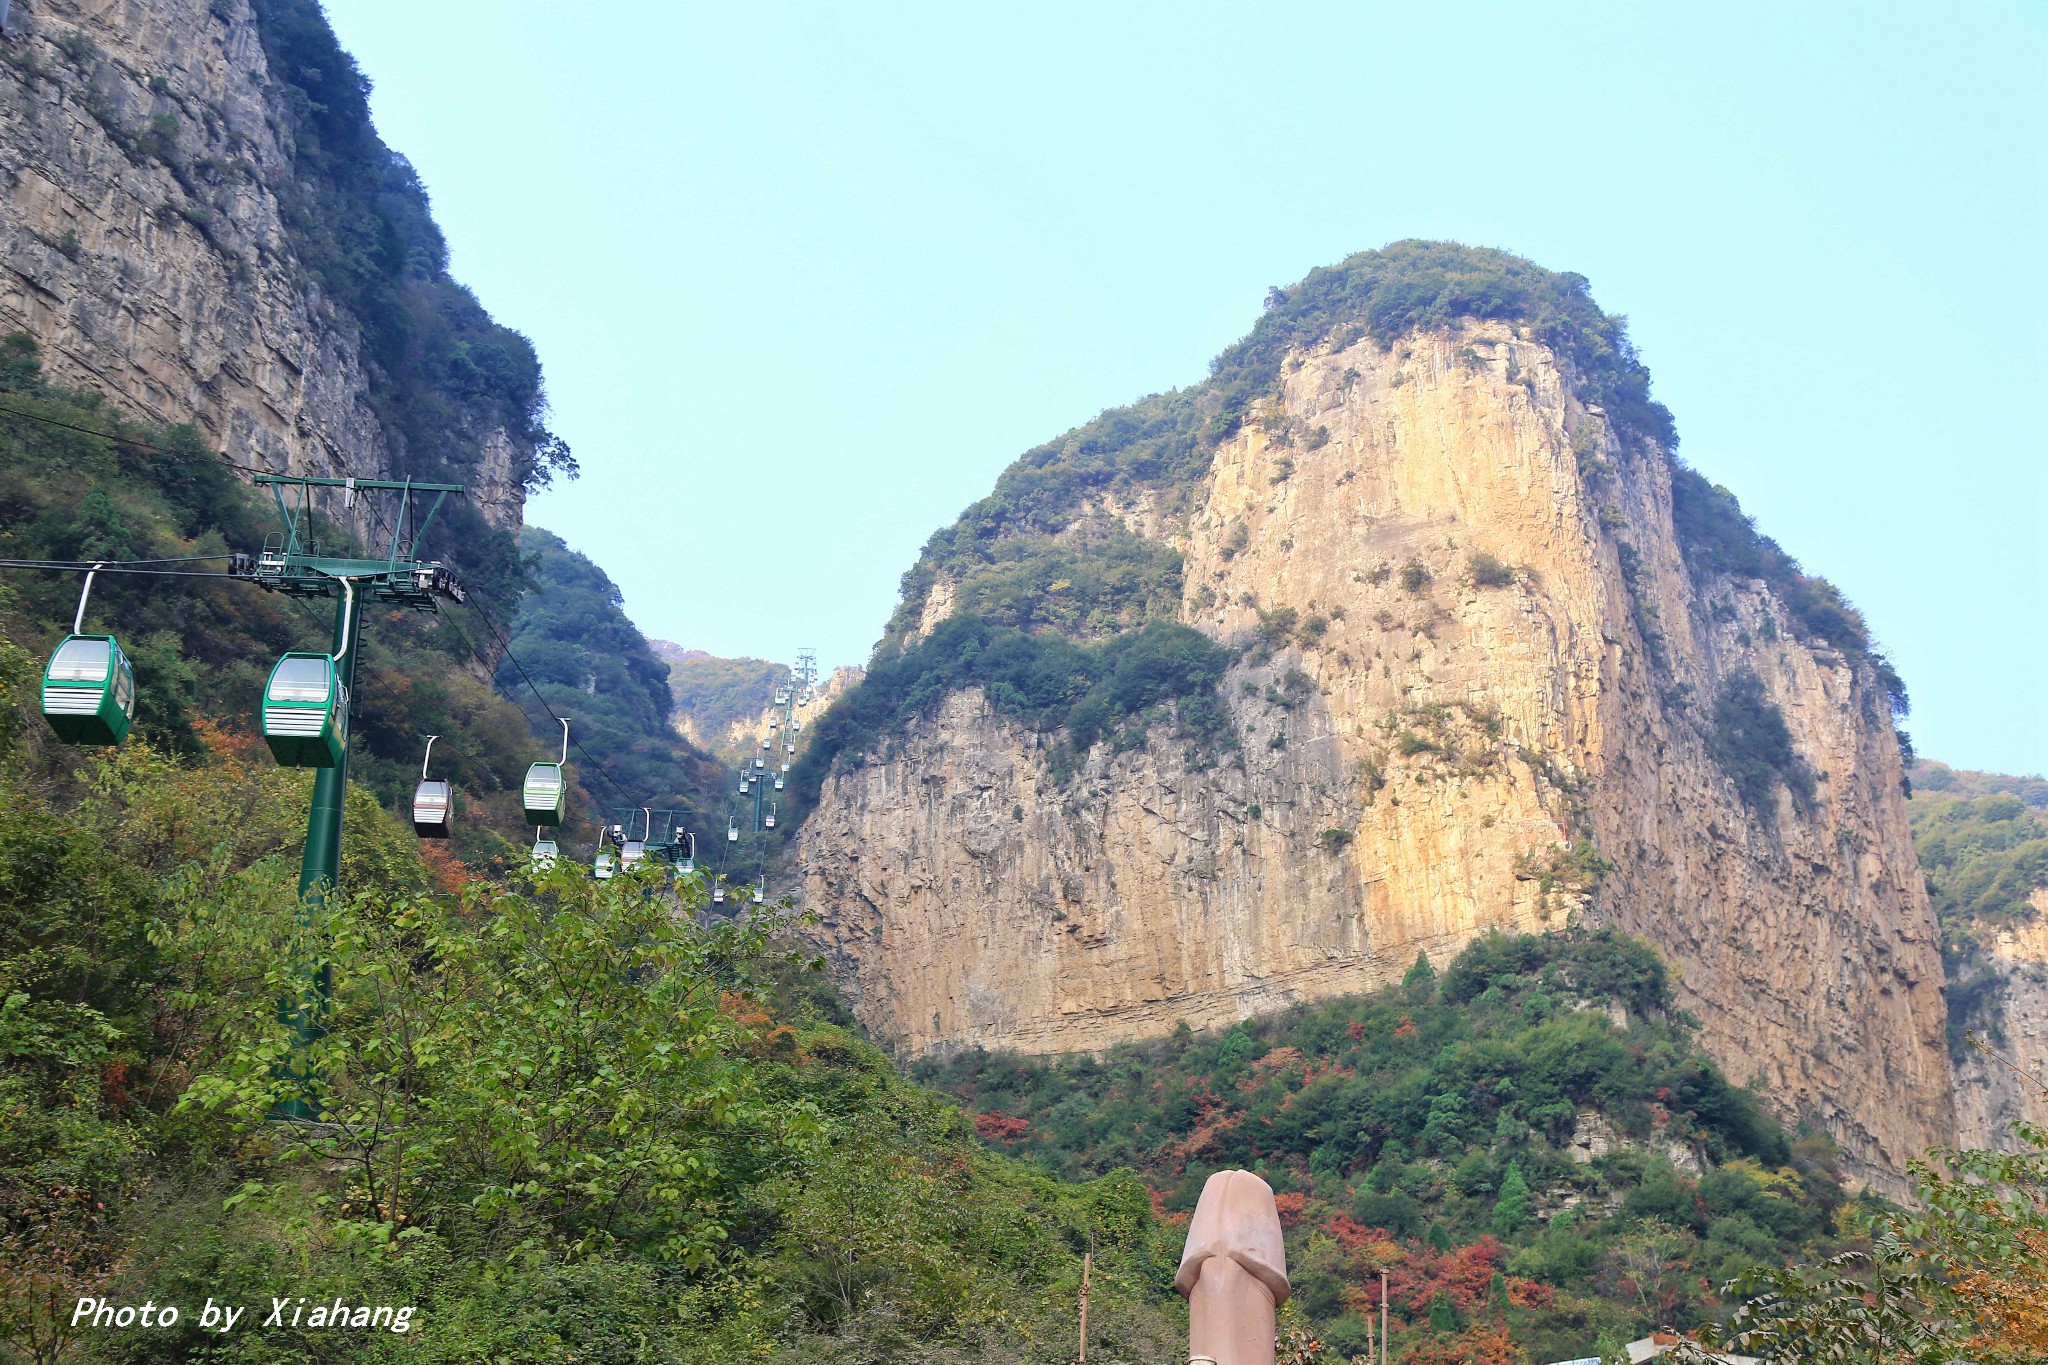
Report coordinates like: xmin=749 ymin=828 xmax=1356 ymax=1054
xmin=247 ymin=475 xmax=467 ymax=1115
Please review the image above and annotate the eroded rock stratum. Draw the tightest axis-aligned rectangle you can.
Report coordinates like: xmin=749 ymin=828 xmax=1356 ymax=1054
xmin=799 ymin=315 xmax=1953 ymax=1196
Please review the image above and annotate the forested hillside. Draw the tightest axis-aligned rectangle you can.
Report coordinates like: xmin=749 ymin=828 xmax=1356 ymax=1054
xmin=918 ymin=932 xmax=1857 ymax=1362
xmin=0 ymin=639 xmax=1184 ymax=1363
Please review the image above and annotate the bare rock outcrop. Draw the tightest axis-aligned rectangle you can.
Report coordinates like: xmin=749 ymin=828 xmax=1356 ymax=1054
xmin=798 ymin=320 xmax=1954 ymax=1196
xmin=0 ymin=0 xmax=528 ymax=526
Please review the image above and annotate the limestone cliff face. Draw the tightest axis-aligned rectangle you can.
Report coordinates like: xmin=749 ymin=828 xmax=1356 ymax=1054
xmin=1953 ymin=890 xmax=2048 ymax=1151
xmin=797 ymin=319 xmax=1954 ymax=1194
xmin=0 ymin=0 xmax=528 ymax=525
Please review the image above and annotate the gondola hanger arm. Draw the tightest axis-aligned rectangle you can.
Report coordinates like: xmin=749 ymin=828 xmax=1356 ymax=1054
xmin=332 ymin=577 xmax=358 ymax=663
xmin=558 ymin=716 xmax=570 ymax=766
xmin=73 ymin=562 xmax=102 ymax=634
xmin=421 ymin=734 xmax=438 ymax=780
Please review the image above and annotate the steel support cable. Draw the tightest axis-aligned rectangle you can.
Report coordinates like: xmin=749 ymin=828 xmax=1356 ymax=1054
xmin=0 ymin=398 xmax=329 ymax=484
xmin=0 ymin=561 xmax=242 ymax=578
xmin=0 ymin=554 xmax=237 ymax=567
xmin=435 ymin=598 xmax=642 ymax=806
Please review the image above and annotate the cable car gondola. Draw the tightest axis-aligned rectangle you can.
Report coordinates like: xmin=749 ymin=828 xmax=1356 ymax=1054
xmin=262 ymin=652 xmax=348 ymax=768
xmin=711 ymin=880 xmax=727 ymax=905
xmin=751 ymin=877 xmax=765 ymax=906
xmin=727 ymin=818 xmax=739 ymax=842
xmin=42 ymin=637 xmax=136 ymax=745
xmin=40 ymin=565 xmax=138 ymax=747
xmin=620 ymin=808 xmax=649 ymax=868
xmin=531 ymin=830 xmax=559 ymax=869
xmin=523 ymin=718 xmax=570 ymax=825
xmin=764 ymin=802 xmax=778 ymax=830
xmin=773 ymin=775 xmax=784 ymax=791
xmin=412 ymin=735 xmax=453 ymax=838
xmin=675 ymin=832 xmax=697 ymax=875
xmin=594 ymin=849 xmax=616 ymax=879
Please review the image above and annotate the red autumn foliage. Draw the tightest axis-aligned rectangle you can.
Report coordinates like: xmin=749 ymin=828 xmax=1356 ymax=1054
xmin=1320 ymin=1213 xmax=1385 ymax=1251
xmin=1393 ymin=1016 xmax=1418 ymax=1039
xmin=972 ymin=1111 xmax=1031 ymax=1141
xmin=1272 ymin=1190 xmax=1307 ymax=1224
xmin=1391 ymin=1236 xmax=1505 ymax=1312
xmin=1400 ymin=1324 xmax=1518 ymax=1365
xmin=1347 ymin=1018 xmax=1365 ymax=1041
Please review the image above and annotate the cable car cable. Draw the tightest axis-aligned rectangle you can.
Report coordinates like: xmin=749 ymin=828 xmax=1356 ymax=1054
xmin=436 ymin=602 xmax=642 ymax=806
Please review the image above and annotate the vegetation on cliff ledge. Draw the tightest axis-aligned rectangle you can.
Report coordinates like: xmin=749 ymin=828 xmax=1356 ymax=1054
xmin=791 ymin=614 xmax=1236 ymax=812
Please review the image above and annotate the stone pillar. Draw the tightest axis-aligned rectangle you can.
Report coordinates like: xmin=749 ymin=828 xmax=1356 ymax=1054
xmin=1175 ymin=1170 xmax=1291 ymax=1365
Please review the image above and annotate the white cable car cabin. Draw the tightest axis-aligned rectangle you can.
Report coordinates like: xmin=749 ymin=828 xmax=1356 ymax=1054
xmin=751 ymin=880 xmax=765 ymax=905
xmin=411 ymin=735 xmax=453 ymax=838
xmin=531 ymin=832 xmax=559 ymax=869
xmin=711 ymin=882 xmax=726 ymax=904
xmin=620 ymin=839 xmax=647 ymax=868
xmin=764 ymin=803 xmax=777 ymax=829
xmin=594 ymin=850 xmax=616 ymax=880
xmin=773 ymin=775 xmax=784 ymax=790
xmin=727 ymin=819 xmax=739 ymax=842
xmin=412 ymin=779 xmax=453 ymax=838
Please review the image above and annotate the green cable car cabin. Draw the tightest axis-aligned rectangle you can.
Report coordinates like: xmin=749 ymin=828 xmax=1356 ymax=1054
xmin=261 ymin=653 xmax=348 ymax=768
xmin=41 ymin=635 xmax=136 ymax=745
xmin=523 ymin=762 xmax=567 ymax=826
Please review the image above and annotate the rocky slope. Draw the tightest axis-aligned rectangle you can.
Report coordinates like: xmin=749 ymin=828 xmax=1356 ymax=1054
xmin=795 ymin=247 xmax=1954 ymax=1194
xmin=1951 ymin=892 xmax=2048 ymax=1149
xmin=0 ymin=0 xmax=556 ymax=530
xmin=651 ymin=640 xmax=864 ymax=764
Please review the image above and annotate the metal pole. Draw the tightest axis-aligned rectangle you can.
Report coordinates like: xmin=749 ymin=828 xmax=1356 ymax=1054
xmin=1078 ymin=1251 xmax=1090 ymax=1364
xmin=276 ymin=579 xmax=363 ymax=1119
xmin=1380 ymin=1269 xmax=1389 ymax=1365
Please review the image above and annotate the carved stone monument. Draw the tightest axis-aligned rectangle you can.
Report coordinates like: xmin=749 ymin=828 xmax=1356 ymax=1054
xmin=1175 ymin=1169 xmax=1291 ymax=1365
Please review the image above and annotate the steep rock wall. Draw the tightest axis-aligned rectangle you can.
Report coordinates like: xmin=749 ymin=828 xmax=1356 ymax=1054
xmin=798 ymin=321 xmax=1954 ymax=1194
xmin=1952 ymin=891 xmax=2048 ymax=1151
xmin=0 ymin=0 xmax=526 ymax=525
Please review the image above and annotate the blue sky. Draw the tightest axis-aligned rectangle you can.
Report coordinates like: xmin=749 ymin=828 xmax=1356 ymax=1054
xmin=324 ymin=0 xmax=2045 ymax=775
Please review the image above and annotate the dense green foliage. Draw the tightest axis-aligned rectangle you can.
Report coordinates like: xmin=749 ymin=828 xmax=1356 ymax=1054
xmin=0 ymin=644 xmax=1183 ymax=1364
xmin=792 ymin=614 xmax=1236 ymax=811
xmin=1910 ymin=763 xmax=2048 ymax=933
xmin=1708 ymin=1115 xmax=2048 ymax=1363
xmin=918 ymin=931 xmax=1857 ymax=1362
xmin=246 ymin=0 xmax=574 ymax=608
xmin=1908 ymin=762 xmax=2048 ymax=1059
xmin=1706 ymin=670 xmax=1816 ymax=818
xmin=496 ymin=528 xmax=723 ymax=839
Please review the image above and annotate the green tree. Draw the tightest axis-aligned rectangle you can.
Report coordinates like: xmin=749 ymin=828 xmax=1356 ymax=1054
xmin=1492 ymin=1162 xmax=1532 ymax=1238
